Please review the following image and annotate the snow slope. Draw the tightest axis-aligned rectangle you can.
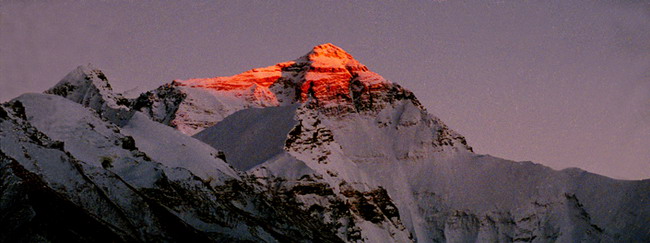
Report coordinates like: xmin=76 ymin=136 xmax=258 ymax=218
xmin=0 ymin=99 xmax=222 ymax=241
xmin=193 ymin=104 xmax=300 ymax=171
xmin=16 ymin=92 xmax=238 ymax=186
xmin=122 ymin=112 xmax=239 ymax=183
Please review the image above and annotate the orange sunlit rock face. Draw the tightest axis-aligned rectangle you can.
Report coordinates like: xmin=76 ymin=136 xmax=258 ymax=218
xmin=175 ymin=61 xmax=295 ymax=90
xmin=173 ymin=43 xmax=389 ymax=108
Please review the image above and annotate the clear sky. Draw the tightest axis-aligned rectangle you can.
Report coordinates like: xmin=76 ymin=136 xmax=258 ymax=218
xmin=1 ymin=0 xmax=649 ymax=179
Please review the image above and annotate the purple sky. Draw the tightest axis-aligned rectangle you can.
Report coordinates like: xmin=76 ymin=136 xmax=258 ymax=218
xmin=1 ymin=0 xmax=649 ymax=179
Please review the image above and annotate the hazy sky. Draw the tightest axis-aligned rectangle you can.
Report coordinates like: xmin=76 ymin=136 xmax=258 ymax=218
xmin=1 ymin=0 xmax=649 ymax=179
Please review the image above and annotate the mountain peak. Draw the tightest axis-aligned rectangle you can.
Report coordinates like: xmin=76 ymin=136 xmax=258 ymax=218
xmin=304 ymin=43 xmax=353 ymax=60
xmin=313 ymin=42 xmax=345 ymax=51
xmin=173 ymin=43 xmax=392 ymax=115
xmin=46 ymin=64 xmax=113 ymax=97
xmin=296 ymin=43 xmax=363 ymax=70
xmin=45 ymin=65 xmax=136 ymax=126
xmin=176 ymin=43 xmax=379 ymax=88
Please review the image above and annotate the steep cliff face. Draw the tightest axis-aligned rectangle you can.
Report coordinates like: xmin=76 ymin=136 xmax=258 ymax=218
xmin=1 ymin=43 xmax=649 ymax=242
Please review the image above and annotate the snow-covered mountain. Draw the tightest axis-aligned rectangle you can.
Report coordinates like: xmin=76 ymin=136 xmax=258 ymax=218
xmin=1 ymin=43 xmax=648 ymax=242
